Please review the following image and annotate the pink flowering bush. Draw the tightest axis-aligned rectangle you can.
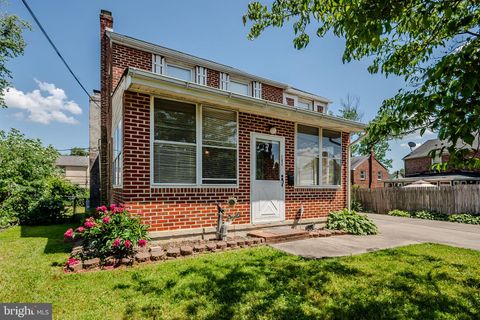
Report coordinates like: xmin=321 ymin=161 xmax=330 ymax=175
xmin=65 ymin=204 xmax=149 ymax=259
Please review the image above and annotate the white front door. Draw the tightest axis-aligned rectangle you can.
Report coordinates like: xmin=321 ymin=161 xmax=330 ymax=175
xmin=251 ymin=133 xmax=285 ymax=224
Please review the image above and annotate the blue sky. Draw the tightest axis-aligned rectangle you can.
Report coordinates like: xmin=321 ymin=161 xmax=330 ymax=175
xmin=0 ymin=0 xmax=435 ymax=172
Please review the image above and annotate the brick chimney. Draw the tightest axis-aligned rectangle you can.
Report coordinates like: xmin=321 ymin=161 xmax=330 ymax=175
xmin=100 ymin=10 xmax=113 ymax=204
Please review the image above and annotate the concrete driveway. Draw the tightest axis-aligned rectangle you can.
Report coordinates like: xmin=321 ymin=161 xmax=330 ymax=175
xmin=271 ymin=213 xmax=480 ymax=258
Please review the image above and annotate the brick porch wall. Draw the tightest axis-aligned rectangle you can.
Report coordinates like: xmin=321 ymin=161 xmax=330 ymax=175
xmin=120 ymin=90 xmax=349 ymax=232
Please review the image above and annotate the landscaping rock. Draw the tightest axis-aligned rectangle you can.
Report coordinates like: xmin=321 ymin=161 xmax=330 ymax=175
xmin=71 ymin=245 xmax=83 ymax=256
xmin=206 ymin=243 xmax=217 ymax=252
xmin=227 ymin=241 xmax=237 ymax=248
xmin=236 ymin=239 xmax=246 ymax=247
xmin=317 ymin=230 xmax=333 ymax=237
xmin=103 ymin=256 xmax=116 ymax=266
xmin=69 ymin=261 xmax=83 ymax=272
xmin=83 ymin=257 xmax=100 ymax=269
xmin=120 ymin=257 xmax=134 ymax=266
xmin=180 ymin=246 xmax=193 ymax=256
xmin=245 ymin=239 xmax=255 ymax=246
xmin=216 ymin=241 xmax=227 ymax=250
xmin=150 ymin=248 xmax=166 ymax=261
xmin=193 ymin=244 xmax=206 ymax=253
xmin=310 ymin=231 xmax=320 ymax=238
xmin=135 ymin=252 xmax=151 ymax=262
xmin=252 ymin=238 xmax=262 ymax=244
xmin=167 ymin=247 xmax=181 ymax=258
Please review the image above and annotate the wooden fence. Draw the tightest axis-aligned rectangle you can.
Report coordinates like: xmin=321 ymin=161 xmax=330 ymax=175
xmin=353 ymin=185 xmax=480 ymax=215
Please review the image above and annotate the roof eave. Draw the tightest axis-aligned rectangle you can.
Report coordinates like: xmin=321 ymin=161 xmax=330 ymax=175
xmin=123 ymin=68 xmax=366 ymax=133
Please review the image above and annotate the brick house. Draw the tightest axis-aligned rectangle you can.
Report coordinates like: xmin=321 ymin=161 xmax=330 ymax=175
xmin=350 ymin=155 xmax=389 ymax=188
xmin=97 ymin=10 xmax=365 ymax=233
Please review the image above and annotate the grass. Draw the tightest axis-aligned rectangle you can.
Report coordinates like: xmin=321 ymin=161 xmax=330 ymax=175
xmin=1 ymin=225 xmax=480 ymax=320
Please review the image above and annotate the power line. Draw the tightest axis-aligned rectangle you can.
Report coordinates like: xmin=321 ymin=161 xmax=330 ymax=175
xmin=21 ymin=0 xmax=100 ymax=107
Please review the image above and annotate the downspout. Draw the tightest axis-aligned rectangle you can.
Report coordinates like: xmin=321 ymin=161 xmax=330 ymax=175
xmin=347 ymin=133 xmax=368 ymax=211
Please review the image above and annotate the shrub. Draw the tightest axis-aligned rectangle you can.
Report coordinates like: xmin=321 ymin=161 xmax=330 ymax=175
xmin=350 ymin=199 xmax=364 ymax=212
xmin=411 ymin=210 xmax=448 ymax=221
xmin=388 ymin=209 xmax=410 ymax=217
xmin=448 ymin=214 xmax=480 ymax=225
xmin=326 ymin=209 xmax=378 ymax=235
xmin=65 ymin=204 xmax=150 ymax=259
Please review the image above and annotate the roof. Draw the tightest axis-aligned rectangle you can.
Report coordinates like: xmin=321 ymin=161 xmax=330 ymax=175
xmin=106 ymin=31 xmax=331 ymax=104
xmin=351 ymin=156 xmax=369 ymax=169
xmin=385 ymin=173 xmax=480 ymax=183
xmin=404 ymin=135 xmax=480 ymax=160
xmin=56 ymin=156 xmax=89 ymax=167
xmin=350 ymin=155 xmax=389 ymax=171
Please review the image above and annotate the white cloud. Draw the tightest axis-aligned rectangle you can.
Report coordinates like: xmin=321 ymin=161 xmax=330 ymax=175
xmin=4 ymin=80 xmax=82 ymax=124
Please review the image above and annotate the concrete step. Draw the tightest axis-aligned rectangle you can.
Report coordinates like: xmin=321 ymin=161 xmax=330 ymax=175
xmin=247 ymin=229 xmax=310 ymax=244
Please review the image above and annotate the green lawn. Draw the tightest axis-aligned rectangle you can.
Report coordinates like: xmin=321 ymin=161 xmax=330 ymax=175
xmin=1 ymin=225 xmax=479 ymax=320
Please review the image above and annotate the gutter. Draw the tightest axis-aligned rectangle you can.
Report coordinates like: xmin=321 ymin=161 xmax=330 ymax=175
xmin=347 ymin=133 xmax=368 ymax=211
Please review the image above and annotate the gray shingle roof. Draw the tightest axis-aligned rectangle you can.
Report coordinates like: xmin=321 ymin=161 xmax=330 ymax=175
xmin=56 ymin=155 xmax=88 ymax=167
xmin=403 ymin=135 xmax=480 ymax=160
xmin=350 ymin=156 xmax=368 ymax=169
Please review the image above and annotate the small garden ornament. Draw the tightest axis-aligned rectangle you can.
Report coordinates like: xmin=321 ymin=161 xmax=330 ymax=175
xmin=215 ymin=197 xmax=240 ymax=240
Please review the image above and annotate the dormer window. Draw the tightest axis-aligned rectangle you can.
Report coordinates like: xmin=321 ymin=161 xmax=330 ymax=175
xmin=195 ymin=66 xmax=207 ymax=86
xmin=152 ymin=54 xmax=164 ymax=74
xmin=220 ymin=72 xmax=229 ymax=90
xmin=252 ymin=81 xmax=262 ymax=99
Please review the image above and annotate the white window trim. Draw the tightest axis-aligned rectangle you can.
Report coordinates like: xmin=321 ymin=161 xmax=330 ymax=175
xmin=294 ymin=123 xmax=343 ymax=189
xmin=284 ymin=93 xmax=298 ymax=106
xmin=164 ymin=63 xmax=194 ymax=82
xmin=377 ymin=171 xmax=383 ymax=180
xmin=195 ymin=66 xmax=208 ymax=86
xmin=297 ymin=98 xmax=313 ymax=111
xmin=360 ymin=171 xmax=366 ymax=180
xmin=149 ymin=95 xmax=239 ymax=188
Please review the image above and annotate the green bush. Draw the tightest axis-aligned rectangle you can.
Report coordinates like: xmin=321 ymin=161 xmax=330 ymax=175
xmin=388 ymin=209 xmax=410 ymax=217
xmin=411 ymin=210 xmax=448 ymax=221
xmin=65 ymin=204 xmax=150 ymax=260
xmin=350 ymin=199 xmax=364 ymax=212
xmin=326 ymin=209 xmax=378 ymax=235
xmin=448 ymin=214 xmax=480 ymax=225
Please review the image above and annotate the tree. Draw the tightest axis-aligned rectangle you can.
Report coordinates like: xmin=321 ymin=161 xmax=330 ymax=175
xmin=243 ymin=0 xmax=480 ymax=169
xmin=0 ymin=129 xmax=77 ymax=226
xmin=338 ymin=95 xmax=392 ymax=169
xmin=0 ymin=9 xmax=30 ymax=107
xmin=70 ymin=147 xmax=88 ymax=156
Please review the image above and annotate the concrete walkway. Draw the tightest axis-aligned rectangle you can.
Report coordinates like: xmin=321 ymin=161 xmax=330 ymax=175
xmin=271 ymin=213 xmax=480 ymax=258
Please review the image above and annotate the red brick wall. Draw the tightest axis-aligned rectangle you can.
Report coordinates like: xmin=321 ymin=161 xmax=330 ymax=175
xmin=405 ymin=157 xmax=432 ymax=176
xmin=352 ymin=158 xmax=389 ymax=188
xmin=262 ymin=83 xmax=283 ymax=103
xmin=120 ymin=91 xmax=349 ymax=231
xmin=207 ymin=69 xmax=220 ymax=88
xmin=112 ymin=43 xmax=151 ymax=89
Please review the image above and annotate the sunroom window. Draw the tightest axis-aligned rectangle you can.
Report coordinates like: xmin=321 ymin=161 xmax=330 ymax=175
xmin=296 ymin=125 xmax=342 ymax=186
xmin=152 ymin=98 xmax=238 ymax=185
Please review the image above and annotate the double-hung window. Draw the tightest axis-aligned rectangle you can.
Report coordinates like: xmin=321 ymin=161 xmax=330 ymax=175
xmin=229 ymin=80 xmax=249 ymax=96
xmin=360 ymin=171 xmax=366 ymax=180
xmin=220 ymin=72 xmax=229 ymax=90
xmin=252 ymin=81 xmax=262 ymax=99
xmin=296 ymin=125 xmax=342 ymax=187
xmin=152 ymin=54 xmax=164 ymax=74
xmin=297 ymin=99 xmax=312 ymax=110
xmin=152 ymin=98 xmax=237 ymax=186
xmin=196 ymin=66 xmax=207 ymax=85
xmin=112 ymin=120 xmax=123 ymax=187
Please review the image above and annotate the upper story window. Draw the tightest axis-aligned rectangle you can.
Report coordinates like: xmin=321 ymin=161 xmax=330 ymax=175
xmin=360 ymin=170 xmax=366 ymax=180
xmin=296 ymin=125 xmax=342 ymax=187
xmin=166 ymin=64 xmax=192 ymax=82
xmin=377 ymin=171 xmax=383 ymax=180
xmin=252 ymin=81 xmax=262 ymax=99
xmin=196 ymin=66 xmax=207 ymax=86
xmin=297 ymin=99 xmax=312 ymax=110
xmin=220 ymin=72 xmax=229 ymax=91
xmin=229 ymin=80 xmax=249 ymax=96
xmin=152 ymin=54 xmax=164 ymax=74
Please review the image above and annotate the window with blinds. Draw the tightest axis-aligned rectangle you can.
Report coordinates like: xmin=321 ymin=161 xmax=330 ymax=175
xmin=153 ymin=98 xmax=197 ymax=184
xmin=152 ymin=98 xmax=238 ymax=185
xmin=202 ymin=107 xmax=237 ymax=184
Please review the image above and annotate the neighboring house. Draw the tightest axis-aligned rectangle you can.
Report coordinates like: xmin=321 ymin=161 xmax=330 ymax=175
xmin=351 ymin=155 xmax=389 ymax=188
xmin=384 ymin=137 xmax=480 ymax=187
xmin=403 ymin=137 xmax=480 ymax=176
xmin=89 ymin=90 xmax=101 ymax=207
xmin=97 ymin=10 xmax=365 ymax=232
xmin=56 ymin=156 xmax=89 ymax=188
